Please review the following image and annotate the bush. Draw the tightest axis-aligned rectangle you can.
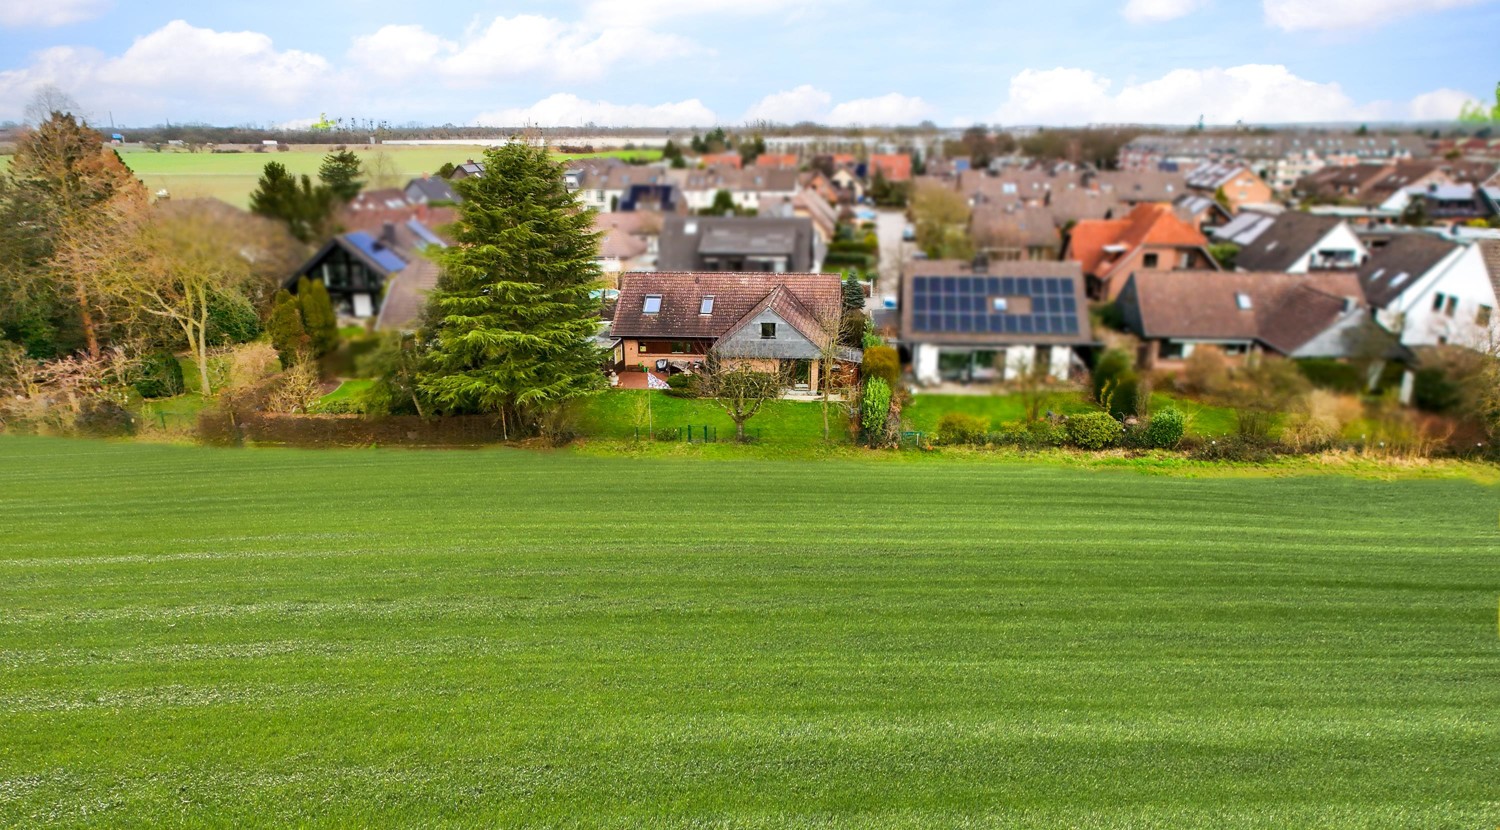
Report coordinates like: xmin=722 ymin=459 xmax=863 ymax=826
xmin=75 ymin=398 xmax=136 ymax=438
xmin=1104 ymin=370 xmax=1148 ymax=420
xmin=863 ymin=345 xmax=900 ymax=386
xmin=663 ymin=373 xmax=699 ymax=399
xmin=1297 ymin=359 xmax=1364 ymax=394
xmin=1282 ymin=390 xmax=1363 ymax=451
xmin=1413 ymin=367 xmax=1462 ymax=413
xmin=936 ymin=412 xmax=990 ymax=445
xmin=134 ymin=351 xmax=185 ymax=399
xmin=1067 ymin=411 xmax=1124 ymax=450
xmin=205 ymin=292 xmax=262 ymax=346
xmin=1188 ymin=434 xmax=1280 ymax=463
xmin=861 ymin=378 xmax=892 ymax=442
xmin=1091 ymin=349 xmax=1133 ymax=404
xmin=1180 ymin=345 xmax=1232 ymax=397
xmin=1143 ymin=407 xmax=1186 ymax=449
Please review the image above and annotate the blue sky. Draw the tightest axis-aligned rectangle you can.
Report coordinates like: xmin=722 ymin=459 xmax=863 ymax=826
xmin=1 ymin=0 xmax=1497 ymax=127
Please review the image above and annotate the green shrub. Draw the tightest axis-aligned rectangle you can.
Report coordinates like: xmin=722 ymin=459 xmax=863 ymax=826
xmin=134 ymin=351 xmax=185 ymax=399
xmin=297 ymin=277 xmax=339 ymax=357
xmin=1104 ymin=370 xmax=1148 ymax=420
xmin=1297 ymin=359 xmax=1364 ymax=394
xmin=863 ymin=345 xmax=900 ymax=386
xmin=205 ymin=293 xmax=262 ymax=346
xmin=1091 ymin=349 xmax=1133 ymax=404
xmin=1188 ymin=434 xmax=1280 ymax=463
xmin=1067 ymin=411 xmax=1124 ymax=450
xmin=314 ymin=398 xmax=363 ymax=415
xmin=1144 ymin=407 xmax=1186 ymax=449
xmin=861 ymin=378 xmax=891 ymax=440
xmin=663 ymin=374 xmax=699 ymax=399
xmin=1413 ymin=367 xmax=1462 ymax=413
xmin=936 ymin=412 xmax=990 ymax=445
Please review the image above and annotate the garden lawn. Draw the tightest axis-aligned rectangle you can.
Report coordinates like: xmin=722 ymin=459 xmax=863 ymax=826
xmin=0 ymin=436 xmax=1496 ymax=828
xmin=578 ymin=390 xmax=836 ymax=443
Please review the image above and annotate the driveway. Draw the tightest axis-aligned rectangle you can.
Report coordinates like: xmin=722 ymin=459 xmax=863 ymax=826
xmin=872 ymin=208 xmax=911 ymax=311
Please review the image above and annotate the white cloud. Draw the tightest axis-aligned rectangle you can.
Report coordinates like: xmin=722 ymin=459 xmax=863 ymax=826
xmin=1407 ymin=88 xmax=1477 ymax=121
xmin=586 ymin=0 xmax=811 ymax=26
xmin=743 ymin=85 xmax=833 ymax=123
xmin=828 ymin=93 xmax=934 ymax=126
xmin=474 ymin=94 xmax=717 ymax=128
xmin=743 ymin=87 xmax=933 ymax=125
xmin=1123 ymin=0 xmax=1206 ymax=23
xmin=0 ymin=0 xmax=109 ymax=28
xmin=1263 ymin=0 xmax=1492 ymax=31
xmin=989 ymin=64 xmax=1474 ymax=125
xmin=349 ymin=16 xmax=701 ymax=84
xmin=0 ymin=20 xmax=330 ymax=121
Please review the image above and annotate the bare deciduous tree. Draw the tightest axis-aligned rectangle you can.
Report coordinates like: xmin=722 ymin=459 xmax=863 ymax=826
xmin=100 ymin=205 xmax=258 ymax=396
xmin=698 ymin=353 xmax=788 ymax=442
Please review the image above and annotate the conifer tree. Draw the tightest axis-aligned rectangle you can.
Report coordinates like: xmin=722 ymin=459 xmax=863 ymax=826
xmin=418 ymin=141 xmax=606 ymax=436
xmin=842 ymin=274 xmax=865 ymax=311
xmin=317 ymin=150 xmax=364 ymax=203
xmin=296 ymin=277 xmax=339 ymax=356
xmin=267 ymin=289 xmax=309 ymax=367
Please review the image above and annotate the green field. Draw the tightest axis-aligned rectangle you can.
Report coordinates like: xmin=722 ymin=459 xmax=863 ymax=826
xmin=1 ymin=436 xmax=1496 ymax=827
xmin=0 ymin=145 xmax=662 ymax=208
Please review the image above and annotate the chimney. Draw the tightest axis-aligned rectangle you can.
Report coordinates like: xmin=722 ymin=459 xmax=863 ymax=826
xmin=379 ymin=221 xmax=397 ymax=249
xmin=971 ymin=252 xmax=990 ymax=274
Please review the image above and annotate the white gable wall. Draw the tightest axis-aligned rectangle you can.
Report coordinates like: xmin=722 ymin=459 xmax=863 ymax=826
xmin=1381 ymin=244 xmax=1498 ymax=348
xmin=1286 ymin=223 xmax=1368 ymax=274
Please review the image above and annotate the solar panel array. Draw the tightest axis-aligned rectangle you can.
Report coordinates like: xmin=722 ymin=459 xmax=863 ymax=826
xmin=909 ymin=275 xmax=1080 ymax=337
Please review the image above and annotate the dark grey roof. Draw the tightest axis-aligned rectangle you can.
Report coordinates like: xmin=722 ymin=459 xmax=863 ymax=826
xmin=1357 ymin=233 xmax=1459 ymax=308
xmin=1234 ymin=212 xmax=1344 ymax=272
xmin=698 ymin=225 xmax=798 ymax=256
xmin=405 ymin=177 xmax=460 ymax=204
xmin=658 ymin=216 xmax=816 ymax=272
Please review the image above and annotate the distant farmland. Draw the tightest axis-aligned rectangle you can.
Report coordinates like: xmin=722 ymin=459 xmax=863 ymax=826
xmin=1 ymin=436 xmax=1497 ymax=828
xmin=0 ymin=144 xmax=662 ymax=208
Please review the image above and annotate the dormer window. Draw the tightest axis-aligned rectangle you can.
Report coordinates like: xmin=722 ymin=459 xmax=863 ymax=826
xmin=700 ymin=296 xmax=715 ymax=315
xmin=643 ymin=295 xmax=662 ymax=314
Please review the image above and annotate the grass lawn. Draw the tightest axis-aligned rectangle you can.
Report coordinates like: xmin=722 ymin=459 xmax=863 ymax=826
xmin=0 ymin=145 xmax=663 ymax=208
xmin=0 ymin=436 xmax=1496 ymax=827
xmin=318 ymin=379 xmax=374 ymax=405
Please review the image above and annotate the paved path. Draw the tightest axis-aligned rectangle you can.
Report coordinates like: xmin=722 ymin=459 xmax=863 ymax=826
xmin=872 ymin=209 xmax=911 ymax=311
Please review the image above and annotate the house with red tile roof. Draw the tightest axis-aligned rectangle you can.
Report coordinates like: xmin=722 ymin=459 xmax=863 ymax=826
xmin=609 ymin=271 xmax=859 ymax=392
xmin=755 ymin=154 xmax=800 ymax=169
xmin=870 ymin=154 xmax=913 ymax=183
xmin=1062 ymin=203 xmax=1218 ymax=301
xmin=699 ymin=152 xmax=743 ymax=169
xmin=1117 ymin=270 xmax=1375 ymax=368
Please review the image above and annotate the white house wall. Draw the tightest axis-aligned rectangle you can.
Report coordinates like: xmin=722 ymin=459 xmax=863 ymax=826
xmin=1383 ymin=244 xmax=1499 ymax=348
xmin=1287 ymin=223 xmax=1367 ymax=274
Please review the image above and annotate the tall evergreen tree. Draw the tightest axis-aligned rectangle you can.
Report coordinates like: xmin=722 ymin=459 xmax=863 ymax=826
xmin=250 ymin=162 xmax=334 ymax=243
xmin=317 ymin=150 xmax=365 ymax=203
xmin=296 ymin=277 xmax=339 ymax=356
xmin=418 ymin=142 xmax=606 ymax=436
xmin=267 ymin=288 xmax=309 ymax=367
xmin=842 ymin=274 xmax=865 ymax=311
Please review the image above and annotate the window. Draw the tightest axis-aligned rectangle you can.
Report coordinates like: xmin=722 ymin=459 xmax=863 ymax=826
xmin=991 ymin=297 xmax=1009 ymax=312
xmin=760 ymin=322 xmax=777 ymax=340
xmin=1432 ymin=293 xmax=1446 ymax=312
xmin=1143 ymin=252 xmax=1159 ymax=268
xmin=1445 ymin=296 xmax=1458 ymax=318
xmin=700 ymin=296 xmax=715 ymax=315
xmin=1235 ymin=293 xmax=1253 ymax=310
xmin=1479 ymin=305 xmax=1493 ymax=327
xmin=643 ymin=295 xmax=662 ymax=314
